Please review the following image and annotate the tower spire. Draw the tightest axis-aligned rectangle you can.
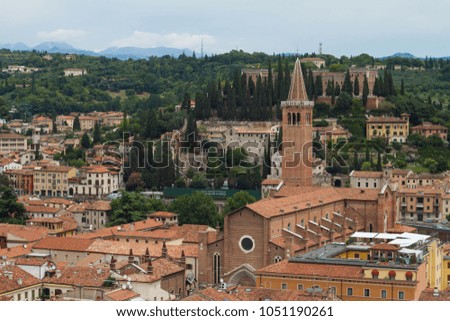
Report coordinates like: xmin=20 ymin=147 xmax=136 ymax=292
xmin=287 ymin=58 xmax=309 ymax=101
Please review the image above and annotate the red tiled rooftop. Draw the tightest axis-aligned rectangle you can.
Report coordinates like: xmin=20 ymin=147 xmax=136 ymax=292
xmin=33 ymin=237 xmax=94 ymax=252
xmin=256 ymin=260 xmax=363 ymax=279
xmin=105 ymin=289 xmax=140 ymax=301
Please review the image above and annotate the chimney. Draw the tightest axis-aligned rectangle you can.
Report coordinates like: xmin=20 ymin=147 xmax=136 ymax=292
xmin=17 ymin=278 xmax=23 ymax=286
xmin=285 ymin=237 xmax=294 ymax=259
xmin=110 ymin=256 xmax=116 ymax=270
xmin=143 ymin=248 xmax=150 ymax=263
xmin=97 ymin=268 xmax=102 ymax=275
xmin=128 ymin=249 xmax=134 ymax=264
xmin=130 ymin=222 xmax=135 ymax=231
xmin=162 ymin=241 xmax=168 ymax=258
xmin=147 ymin=259 xmax=153 ymax=274
xmin=56 ymin=270 xmax=61 ymax=278
xmin=180 ymin=250 xmax=186 ymax=267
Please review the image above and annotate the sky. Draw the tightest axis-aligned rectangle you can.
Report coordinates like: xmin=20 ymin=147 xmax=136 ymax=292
xmin=0 ymin=0 xmax=449 ymax=57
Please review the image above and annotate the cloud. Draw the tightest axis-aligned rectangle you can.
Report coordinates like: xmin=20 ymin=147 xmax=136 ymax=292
xmin=37 ymin=29 xmax=86 ymax=41
xmin=110 ymin=31 xmax=216 ymax=49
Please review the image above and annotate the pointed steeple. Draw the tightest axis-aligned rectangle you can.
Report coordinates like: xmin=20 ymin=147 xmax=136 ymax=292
xmin=287 ymin=58 xmax=308 ymax=101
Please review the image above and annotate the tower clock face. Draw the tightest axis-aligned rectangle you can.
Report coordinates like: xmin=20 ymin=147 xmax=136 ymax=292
xmin=239 ymin=235 xmax=255 ymax=253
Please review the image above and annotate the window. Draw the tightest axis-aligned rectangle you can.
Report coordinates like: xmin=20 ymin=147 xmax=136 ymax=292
xmin=239 ymin=236 xmax=255 ymax=253
xmin=398 ymin=291 xmax=405 ymax=300
xmin=281 ymin=283 xmax=287 ymax=290
xmin=347 ymin=288 xmax=353 ymax=296
xmin=297 ymin=284 xmax=303 ymax=290
xmin=381 ymin=290 xmax=387 ymax=299
xmin=274 ymin=256 xmax=282 ymax=263
xmin=364 ymin=289 xmax=370 ymax=297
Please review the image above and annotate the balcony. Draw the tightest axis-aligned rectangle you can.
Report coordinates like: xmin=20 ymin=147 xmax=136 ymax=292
xmin=416 ymin=203 xmax=424 ymax=208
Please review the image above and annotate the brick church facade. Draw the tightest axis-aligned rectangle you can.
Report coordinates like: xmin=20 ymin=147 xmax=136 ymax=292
xmin=197 ymin=59 xmax=396 ymax=288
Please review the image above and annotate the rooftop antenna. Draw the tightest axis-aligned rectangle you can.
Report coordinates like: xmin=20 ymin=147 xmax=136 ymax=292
xmin=201 ymin=39 xmax=204 ymax=59
xmin=319 ymin=42 xmax=323 ymax=55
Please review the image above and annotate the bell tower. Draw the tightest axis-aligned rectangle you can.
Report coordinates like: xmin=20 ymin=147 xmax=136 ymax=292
xmin=281 ymin=58 xmax=314 ymax=186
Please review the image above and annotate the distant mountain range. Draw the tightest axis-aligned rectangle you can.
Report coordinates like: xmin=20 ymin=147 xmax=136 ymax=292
xmin=0 ymin=41 xmax=194 ymax=59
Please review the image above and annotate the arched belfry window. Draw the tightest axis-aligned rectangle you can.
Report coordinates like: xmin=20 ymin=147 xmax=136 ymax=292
xmin=288 ymin=113 xmax=291 ymax=125
xmin=292 ymin=113 xmax=296 ymax=125
xmin=297 ymin=113 xmax=301 ymax=125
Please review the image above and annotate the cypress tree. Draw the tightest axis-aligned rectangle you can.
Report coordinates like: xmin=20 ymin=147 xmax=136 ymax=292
xmin=81 ymin=132 xmax=91 ymax=149
xmin=314 ymin=75 xmax=323 ymax=99
xmin=353 ymin=75 xmax=360 ymax=96
xmin=362 ymin=75 xmax=369 ymax=107
xmin=73 ymin=115 xmax=81 ymax=131
xmin=283 ymin=60 xmax=291 ymax=99
xmin=373 ymin=78 xmax=379 ymax=96
xmin=343 ymin=70 xmax=353 ymax=95
xmin=307 ymin=70 xmax=315 ymax=100
xmin=400 ymin=80 xmax=405 ymax=95
xmin=93 ymin=121 xmax=101 ymax=144
xmin=181 ymin=92 xmax=191 ymax=110
xmin=353 ymin=150 xmax=358 ymax=170
xmin=334 ymin=83 xmax=341 ymax=97
xmin=275 ymin=55 xmax=284 ymax=102
xmin=376 ymin=152 xmax=382 ymax=171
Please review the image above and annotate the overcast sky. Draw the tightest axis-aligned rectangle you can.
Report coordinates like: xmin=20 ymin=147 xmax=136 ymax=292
xmin=1 ymin=0 xmax=449 ymax=57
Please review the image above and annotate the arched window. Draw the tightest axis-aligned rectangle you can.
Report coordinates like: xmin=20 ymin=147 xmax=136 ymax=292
xmin=274 ymin=256 xmax=282 ymax=263
xmin=292 ymin=113 xmax=296 ymax=125
xmin=288 ymin=113 xmax=291 ymax=125
xmin=325 ymin=212 xmax=329 ymax=219
xmin=287 ymin=223 xmax=291 ymax=231
xmin=297 ymin=113 xmax=301 ymax=125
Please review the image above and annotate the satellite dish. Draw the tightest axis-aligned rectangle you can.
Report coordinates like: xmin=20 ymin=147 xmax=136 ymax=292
xmin=123 ymin=274 xmax=127 ymax=279
xmin=128 ymin=285 xmax=133 ymax=290
xmin=122 ymin=284 xmax=126 ymax=290
xmin=127 ymin=277 xmax=131 ymax=282
xmin=220 ymin=278 xmax=224 ymax=283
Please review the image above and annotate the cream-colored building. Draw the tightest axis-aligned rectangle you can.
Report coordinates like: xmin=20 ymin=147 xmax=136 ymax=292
xmin=79 ymin=116 xmax=97 ymax=131
xmin=366 ymin=114 xmax=410 ymax=143
xmin=64 ymin=68 xmax=87 ymax=76
xmin=349 ymin=170 xmax=384 ymax=189
xmin=0 ymin=133 xmax=27 ymax=152
xmin=33 ymin=165 xmax=76 ymax=197
xmin=300 ymin=57 xmax=326 ymax=69
xmin=68 ymin=165 xmax=121 ymax=198
xmin=397 ymin=187 xmax=443 ymax=223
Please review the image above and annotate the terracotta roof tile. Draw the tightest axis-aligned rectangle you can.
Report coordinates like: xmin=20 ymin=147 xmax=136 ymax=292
xmin=33 ymin=237 xmax=94 ymax=252
xmin=0 ymin=243 xmax=35 ymax=259
xmin=369 ymin=243 xmax=399 ymax=251
xmin=43 ymin=266 xmax=110 ymax=287
xmin=105 ymin=289 xmax=140 ymax=301
xmin=0 ymin=266 xmax=41 ymax=294
xmin=85 ymin=200 xmax=111 ymax=211
xmin=14 ymin=257 xmax=49 ymax=266
xmin=148 ymin=211 xmax=177 ymax=218
xmin=25 ymin=205 xmax=61 ymax=214
xmin=350 ymin=170 xmax=383 ymax=179
xmin=87 ymin=240 xmax=198 ymax=258
xmin=256 ymin=260 xmax=363 ymax=279
xmin=0 ymin=224 xmax=48 ymax=242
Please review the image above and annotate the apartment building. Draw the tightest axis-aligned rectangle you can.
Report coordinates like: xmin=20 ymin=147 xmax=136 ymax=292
xmin=0 ymin=133 xmax=27 ymax=152
xmin=366 ymin=114 xmax=410 ymax=143
xmin=397 ymin=187 xmax=443 ymax=223
xmin=32 ymin=165 xmax=76 ymax=197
